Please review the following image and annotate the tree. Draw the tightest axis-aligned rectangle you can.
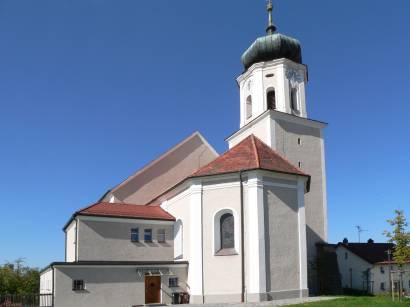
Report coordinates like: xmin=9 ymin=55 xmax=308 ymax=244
xmin=0 ymin=259 xmax=40 ymax=294
xmin=383 ymin=210 xmax=410 ymax=301
xmin=384 ymin=210 xmax=410 ymax=267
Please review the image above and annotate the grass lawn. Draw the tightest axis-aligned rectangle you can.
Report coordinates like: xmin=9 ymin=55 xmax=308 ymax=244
xmin=287 ymin=296 xmax=410 ymax=306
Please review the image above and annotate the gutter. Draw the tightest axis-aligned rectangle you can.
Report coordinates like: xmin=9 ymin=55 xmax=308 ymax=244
xmin=239 ymin=171 xmax=246 ymax=303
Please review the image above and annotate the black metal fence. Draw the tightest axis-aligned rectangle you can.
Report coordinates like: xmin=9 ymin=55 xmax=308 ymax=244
xmin=0 ymin=294 xmax=53 ymax=307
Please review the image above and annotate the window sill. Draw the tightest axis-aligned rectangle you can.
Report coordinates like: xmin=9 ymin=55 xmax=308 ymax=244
xmin=215 ymin=248 xmax=238 ymax=256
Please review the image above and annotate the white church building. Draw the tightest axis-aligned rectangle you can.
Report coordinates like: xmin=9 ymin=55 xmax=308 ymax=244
xmin=40 ymin=3 xmax=328 ymax=306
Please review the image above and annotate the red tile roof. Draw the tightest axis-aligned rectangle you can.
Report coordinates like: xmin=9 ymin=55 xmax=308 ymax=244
xmin=77 ymin=202 xmax=175 ymax=221
xmin=191 ymin=134 xmax=308 ymax=178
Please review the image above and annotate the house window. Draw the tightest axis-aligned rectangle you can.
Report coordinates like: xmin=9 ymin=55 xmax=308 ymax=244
xmin=298 ymin=138 xmax=302 ymax=146
xmin=144 ymin=229 xmax=153 ymax=242
xmin=169 ymin=277 xmax=178 ymax=288
xmin=246 ymin=95 xmax=252 ymax=119
xmin=267 ymin=89 xmax=276 ymax=110
xmin=298 ymin=162 xmax=302 ymax=168
xmin=220 ymin=213 xmax=234 ymax=249
xmin=157 ymin=229 xmax=166 ymax=243
xmin=290 ymin=88 xmax=298 ymax=111
xmin=131 ymin=228 xmax=139 ymax=242
xmin=380 ymin=266 xmax=385 ymax=274
xmin=345 ymin=252 xmax=348 ymax=260
xmin=380 ymin=282 xmax=385 ymax=291
xmin=72 ymin=280 xmax=85 ymax=291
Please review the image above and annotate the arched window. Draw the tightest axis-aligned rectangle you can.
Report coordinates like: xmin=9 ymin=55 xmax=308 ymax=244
xmin=220 ymin=213 xmax=234 ymax=249
xmin=246 ymin=95 xmax=252 ymax=119
xmin=213 ymin=209 xmax=237 ymax=255
xmin=267 ymin=89 xmax=276 ymax=110
xmin=173 ymin=220 xmax=183 ymax=260
xmin=290 ymin=88 xmax=298 ymax=111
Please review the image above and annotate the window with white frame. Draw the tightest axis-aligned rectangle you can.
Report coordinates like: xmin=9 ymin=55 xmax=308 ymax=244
xmin=267 ymin=89 xmax=276 ymax=110
xmin=290 ymin=87 xmax=298 ymax=111
xmin=72 ymin=280 xmax=85 ymax=291
xmin=157 ymin=229 xmax=166 ymax=243
xmin=214 ymin=209 xmax=237 ymax=255
xmin=169 ymin=277 xmax=178 ymax=288
xmin=246 ymin=95 xmax=252 ymax=119
xmin=131 ymin=228 xmax=139 ymax=242
xmin=220 ymin=213 xmax=234 ymax=249
xmin=144 ymin=229 xmax=153 ymax=242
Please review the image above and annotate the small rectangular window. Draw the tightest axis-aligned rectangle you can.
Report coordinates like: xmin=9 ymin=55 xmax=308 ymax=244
xmin=144 ymin=229 xmax=153 ymax=242
xmin=380 ymin=282 xmax=385 ymax=291
xmin=380 ymin=266 xmax=385 ymax=274
xmin=298 ymin=162 xmax=302 ymax=168
xmin=345 ymin=252 xmax=348 ymax=260
xmin=298 ymin=138 xmax=302 ymax=146
xmin=72 ymin=280 xmax=85 ymax=291
xmin=131 ymin=228 xmax=139 ymax=242
xmin=169 ymin=277 xmax=178 ymax=287
xmin=157 ymin=229 xmax=166 ymax=243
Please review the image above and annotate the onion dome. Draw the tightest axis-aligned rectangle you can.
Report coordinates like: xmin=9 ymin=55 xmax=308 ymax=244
xmin=241 ymin=1 xmax=302 ymax=70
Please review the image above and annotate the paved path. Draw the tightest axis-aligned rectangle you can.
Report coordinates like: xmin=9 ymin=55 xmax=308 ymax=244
xmin=178 ymin=297 xmax=339 ymax=307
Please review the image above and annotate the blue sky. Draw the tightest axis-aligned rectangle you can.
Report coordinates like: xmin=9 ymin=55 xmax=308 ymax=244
xmin=0 ymin=0 xmax=409 ymax=268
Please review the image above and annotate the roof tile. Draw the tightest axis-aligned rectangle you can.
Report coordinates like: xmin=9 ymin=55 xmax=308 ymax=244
xmin=77 ymin=202 xmax=175 ymax=221
xmin=191 ymin=134 xmax=307 ymax=178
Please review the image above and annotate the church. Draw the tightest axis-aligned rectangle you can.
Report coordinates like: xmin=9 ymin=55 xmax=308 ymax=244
xmin=40 ymin=2 xmax=328 ymax=306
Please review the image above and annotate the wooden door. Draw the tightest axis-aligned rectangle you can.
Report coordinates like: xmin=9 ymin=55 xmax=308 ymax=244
xmin=145 ymin=276 xmax=161 ymax=304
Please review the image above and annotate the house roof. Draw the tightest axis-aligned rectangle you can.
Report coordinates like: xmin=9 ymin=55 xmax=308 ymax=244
xmin=63 ymin=202 xmax=175 ymax=229
xmin=191 ymin=134 xmax=308 ymax=180
xmin=101 ymin=131 xmax=218 ymax=205
xmin=338 ymin=242 xmax=395 ymax=264
xmin=78 ymin=202 xmax=175 ymax=221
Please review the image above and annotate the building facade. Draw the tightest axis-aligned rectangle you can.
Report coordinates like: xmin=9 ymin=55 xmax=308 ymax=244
xmin=40 ymin=3 xmax=328 ymax=306
xmin=334 ymin=240 xmax=410 ymax=295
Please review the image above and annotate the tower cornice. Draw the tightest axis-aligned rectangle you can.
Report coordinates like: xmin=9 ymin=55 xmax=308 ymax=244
xmin=236 ymin=58 xmax=308 ymax=86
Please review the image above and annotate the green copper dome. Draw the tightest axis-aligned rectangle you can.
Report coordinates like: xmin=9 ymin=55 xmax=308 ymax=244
xmin=241 ymin=1 xmax=302 ymax=70
xmin=241 ymin=33 xmax=302 ymax=70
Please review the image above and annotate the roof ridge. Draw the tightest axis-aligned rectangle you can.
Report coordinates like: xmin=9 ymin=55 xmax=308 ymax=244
xmin=250 ymin=135 xmax=261 ymax=168
xmin=108 ymin=131 xmax=216 ymax=195
xmin=252 ymin=135 xmax=307 ymax=175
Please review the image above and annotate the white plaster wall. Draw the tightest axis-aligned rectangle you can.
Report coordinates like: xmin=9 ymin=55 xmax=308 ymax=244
xmin=201 ymin=178 xmax=242 ymax=302
xmin=237 ymin=59 xmax=308 ymax=128
xmin=53 ymin=265 xmax=188 ymax=307
xmin=371 ymin=263 xmax=410 ymax=293
xmin=40 ymin=268 xmax=53 ymax=295
xmin=76 ymin=217 xmax=174 ymax=262
xmin=65 ymin=220 xmax=76 ymax=262
xmin=162 ymin=181 xmax=203 ymax=302
xmin=228 ymin=113 xmax=273 ymax=149
xmin=336 ymin=246 xmax=372 ymax=290
xmin=264 ymin=183 xmax=300 ymax=292
xmin=162 ymin=188 xmax=191 ymax=261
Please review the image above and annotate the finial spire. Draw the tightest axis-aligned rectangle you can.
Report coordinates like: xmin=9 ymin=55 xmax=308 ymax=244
xmin=266 ymin=0 xmax=277 ymax=35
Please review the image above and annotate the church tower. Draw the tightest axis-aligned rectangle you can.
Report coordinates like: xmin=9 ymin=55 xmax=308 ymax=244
xmin=227 ymin=2 xmax=327 ymax=292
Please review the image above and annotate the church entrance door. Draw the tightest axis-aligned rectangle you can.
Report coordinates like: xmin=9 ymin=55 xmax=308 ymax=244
xmin=145 ymin=275 xmax=161 ymax=304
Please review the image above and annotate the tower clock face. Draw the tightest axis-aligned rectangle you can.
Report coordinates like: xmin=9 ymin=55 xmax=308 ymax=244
xmin=286 ymin=69 xmax=304 ymax=84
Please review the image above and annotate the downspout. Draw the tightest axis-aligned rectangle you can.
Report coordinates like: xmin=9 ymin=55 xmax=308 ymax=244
xmin=52 ymin=266 xmax=55 ymax=307
xmin=240 ymin=171 xmax=246 ymax=302
xmin=200 ymin=184 xmax=205 ymax=304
